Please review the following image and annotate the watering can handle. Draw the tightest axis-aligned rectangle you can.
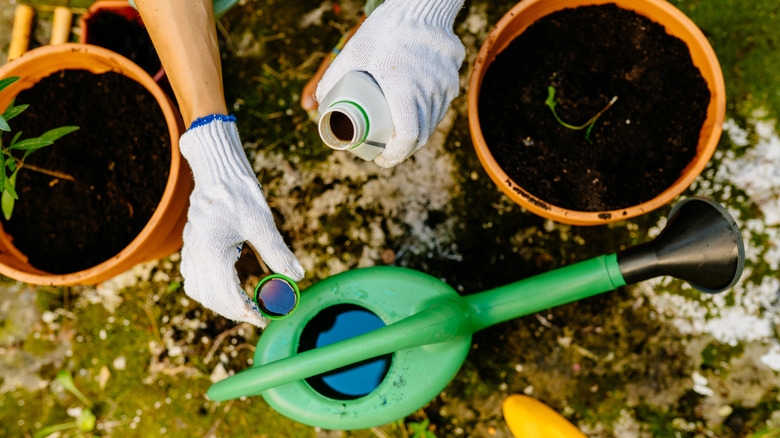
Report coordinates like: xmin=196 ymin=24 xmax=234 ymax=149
xmin=208 ymin=295 xmax=472 ymax=401
xmin=208 ymin=256 xmax=627 ymax=401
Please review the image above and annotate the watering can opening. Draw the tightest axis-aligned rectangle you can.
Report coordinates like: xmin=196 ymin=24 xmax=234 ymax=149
xmin=298 ymin=303 xmax=393 ymax=400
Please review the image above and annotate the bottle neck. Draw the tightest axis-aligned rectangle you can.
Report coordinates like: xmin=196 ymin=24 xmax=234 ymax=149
xmin=318 ymin=101 xmax=369 ymax=150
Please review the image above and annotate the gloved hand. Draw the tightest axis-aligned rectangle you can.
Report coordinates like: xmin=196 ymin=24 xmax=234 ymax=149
xmin=178 ymin=114 xmax=304 ymax=327
xmin=315 ymin=0 xmax=466 ymax=168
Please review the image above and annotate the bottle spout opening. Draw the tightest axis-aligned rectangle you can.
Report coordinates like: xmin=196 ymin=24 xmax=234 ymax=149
xmin=329 ymin=111 xmax=355 ymax=142
xmin=319 ymin=102 xmax=367 ymax=150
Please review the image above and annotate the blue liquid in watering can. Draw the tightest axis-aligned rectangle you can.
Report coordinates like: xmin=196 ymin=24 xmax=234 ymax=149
xmin=299 ymin=304 xmax=391 ymax=400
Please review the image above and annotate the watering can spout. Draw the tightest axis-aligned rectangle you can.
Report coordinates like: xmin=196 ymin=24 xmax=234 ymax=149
xmin=464 ymin=197 xmax=744 ymax=332
xmin=617 ymin=197 xmax=745 ymax=293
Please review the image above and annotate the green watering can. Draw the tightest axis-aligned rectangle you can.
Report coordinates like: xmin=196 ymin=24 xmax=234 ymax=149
xmin=208 ymin=197 xmax=745 ymax=430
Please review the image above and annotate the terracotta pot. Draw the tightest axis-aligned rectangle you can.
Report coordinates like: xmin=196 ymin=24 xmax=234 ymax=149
xmin=0 ymin=43 xmax=191 ymax=285
xmin=468 ymin=0 xmax=726 ymax=225
xmin=79 ymin=1 xmax=144 ymax=45
xmin=79 ymin=1 xmax=166 ymax=82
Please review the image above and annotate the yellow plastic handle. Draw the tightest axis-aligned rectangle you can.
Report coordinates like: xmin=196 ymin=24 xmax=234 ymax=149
xmin=502 ymin=394 xmax=587 ymax=438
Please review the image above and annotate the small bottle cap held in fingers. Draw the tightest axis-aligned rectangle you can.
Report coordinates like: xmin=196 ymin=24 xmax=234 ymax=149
xmin=254 ymin=274 xmax=300 ymax=319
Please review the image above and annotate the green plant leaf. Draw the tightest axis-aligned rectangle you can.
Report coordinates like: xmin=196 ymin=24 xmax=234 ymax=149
xmin=0 ymin=151 xmax=5 ymax=191
xmin=4 ymin=170 xmax=18 ymax=200
xmin=409 ymin=419 xmax=435 ymax=438
xmin=33 ymin=421 xmax=79 ymax=438
xmin=546 ymin=86 xmax=589 ymax=130
xmin=545 ymin=85 xmax=618 ymax=140
xmin=55 ymin=369 xmax=93 ymax=408
xmin=2 ymin=189 xmax=15 ymax=221
xmin=30 ymin=408 xmax=96 ymax=438
xmin=78 ymin=409 xmax=96 ymax=432
xmin=545 ymin=86 xmax=559 ymax=112
xmin=2 ymin=102 xmax=28 ymax=122
xmin=39 ymin=125 xmax=79 ymax=142
xmin=10 ymin=138 xmax=53 ymax=151
xmin=9 ymin=131 xmax=22 ymax=148
xmin=0 ymin=115 xmax=9 ymax=132
xmin=0 ymin=76 xmax=20 ymax=93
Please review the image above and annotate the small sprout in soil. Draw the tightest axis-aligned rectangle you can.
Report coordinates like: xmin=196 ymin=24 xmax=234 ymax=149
xmin=55 ymin=368 xmax=94 ymax=408
xmin=408 ymin=418 xmax=436 ymax=438
xmin=0 ymin=76 xmax=79 ymax=220
xmin=545 ymin=85 xmax=618 ymax=143
xmin=33 ymin=369 xmax=97 ymax=438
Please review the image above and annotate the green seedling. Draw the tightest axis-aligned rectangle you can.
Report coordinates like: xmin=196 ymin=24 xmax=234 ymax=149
xmin=33 ymin=409 xmax=96 ymax=438
xmin=408 ymin=419 xmax=436 ymax=438
xmin=0 ymin=76 xmax=79 ymax=220
xmin=545 ymin=85 xmax=618 ymax=143
xmin=55 ymin=369 xmax=93 ymax=408
xmin=34 ymin=370 xmax=96 ymax=438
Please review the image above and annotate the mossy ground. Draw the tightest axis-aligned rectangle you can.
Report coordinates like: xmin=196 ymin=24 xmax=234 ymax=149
xmin=1 ymin=0 xmax=780 ymax=437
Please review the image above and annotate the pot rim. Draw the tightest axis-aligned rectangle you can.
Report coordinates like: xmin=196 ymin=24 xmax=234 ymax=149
xmin=0 ymin=43 xmax=191 ymax=285
xmin=467 ymin=0 xmax=726 ymax=225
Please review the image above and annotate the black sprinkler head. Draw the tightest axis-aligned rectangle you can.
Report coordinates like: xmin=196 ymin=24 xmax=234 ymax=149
xmin=617 ymin=197 xmax=745 ymax=293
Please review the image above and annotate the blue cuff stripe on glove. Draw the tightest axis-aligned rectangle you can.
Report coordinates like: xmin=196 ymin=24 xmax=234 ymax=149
xmin=189 ymin=114 xmax=237 ymax=131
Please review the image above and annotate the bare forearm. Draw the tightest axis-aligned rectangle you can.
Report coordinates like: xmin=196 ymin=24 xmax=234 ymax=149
xmin=135 ymin=0 xmax=227 ymax=125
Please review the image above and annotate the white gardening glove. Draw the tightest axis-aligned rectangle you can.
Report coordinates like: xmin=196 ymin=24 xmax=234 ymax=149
xmin=315 ymin=0 xmax=466 ymax=168
xmin=178 ymin=115 xmax=304 ymax=327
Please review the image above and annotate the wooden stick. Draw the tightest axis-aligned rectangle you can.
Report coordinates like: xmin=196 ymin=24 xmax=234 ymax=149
xmin=8 ymin=4 xmax=34 ymax=61
xmin=50 ymin=7 xmax=73 ymax=45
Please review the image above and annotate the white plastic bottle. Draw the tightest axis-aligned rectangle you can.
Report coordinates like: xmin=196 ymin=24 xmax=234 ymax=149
xmin=317 ymin=71 xmax=394 ymax=161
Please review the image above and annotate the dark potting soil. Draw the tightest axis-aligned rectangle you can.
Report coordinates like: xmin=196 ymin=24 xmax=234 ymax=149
xmin=478 ymin=4 xmax=711 ymax=212
xmin=1 ymin=69 xmax=171 ymax=274
xmin=84 ymin=10 xmax=162 ymax=77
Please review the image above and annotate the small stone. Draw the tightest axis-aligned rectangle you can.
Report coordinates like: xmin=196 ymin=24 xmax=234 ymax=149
xmin=210 ymin=363 xmax=229 ymax=383
xmin=381 ymin=249 xmax=396 ymax=264
xmin=41 ymin=311 xmax=58 ymax=324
